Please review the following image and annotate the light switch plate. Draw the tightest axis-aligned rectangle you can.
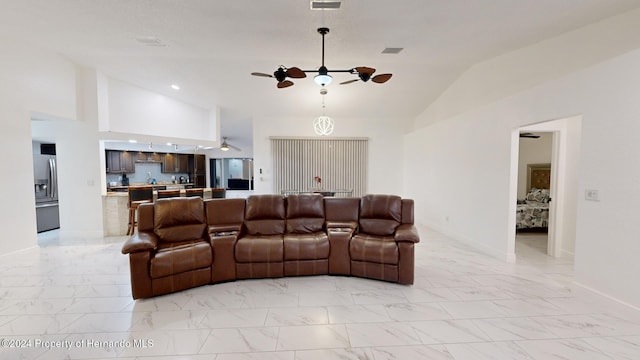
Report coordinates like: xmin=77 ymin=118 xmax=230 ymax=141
xmin=585 ymin=189 xmax=599 ymax=201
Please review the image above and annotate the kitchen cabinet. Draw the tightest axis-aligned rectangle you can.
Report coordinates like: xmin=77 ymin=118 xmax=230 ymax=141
xmin=136 ymin=152 xmax=162 ymax=163
xmin=191 ymin=154 xmax=206 ymax=188
xmin=106 ymin=150 xmax=135 ymax=173
xmin=162 ymin=153 xmax=189 ymax=173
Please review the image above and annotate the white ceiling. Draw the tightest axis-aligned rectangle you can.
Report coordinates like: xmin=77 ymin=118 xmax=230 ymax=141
xmin=5 ymin=0 xmax=640 ymax=151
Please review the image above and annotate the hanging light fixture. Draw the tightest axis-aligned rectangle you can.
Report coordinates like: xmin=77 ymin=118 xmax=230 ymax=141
xmin=313 ymin=91 xmax=334 ymax=136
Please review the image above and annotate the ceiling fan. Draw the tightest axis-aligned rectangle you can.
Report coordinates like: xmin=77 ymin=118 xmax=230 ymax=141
xmin=520 ymin=132 xmax=541 ymax=138
xmin=251 ymin=27 xmax=392 ymax=88
xmin=220 ymin=137 xmax=242 ymax=152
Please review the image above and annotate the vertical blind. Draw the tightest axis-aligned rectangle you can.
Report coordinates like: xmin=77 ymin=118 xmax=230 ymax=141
xmin=271 ymin=137 xmax=368 ymax=197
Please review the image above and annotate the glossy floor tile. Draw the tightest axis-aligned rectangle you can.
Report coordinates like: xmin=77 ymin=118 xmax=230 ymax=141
xmin=0 ymin=227 xmax=639 ymax=359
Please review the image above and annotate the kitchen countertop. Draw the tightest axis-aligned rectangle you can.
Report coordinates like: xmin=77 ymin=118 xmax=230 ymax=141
xmin=107 ymin=183 xmax=195 ymax=193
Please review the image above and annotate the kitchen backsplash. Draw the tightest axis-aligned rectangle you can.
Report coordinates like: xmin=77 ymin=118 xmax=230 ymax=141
xmin=106 ymin=163 xmax=189 ymax=185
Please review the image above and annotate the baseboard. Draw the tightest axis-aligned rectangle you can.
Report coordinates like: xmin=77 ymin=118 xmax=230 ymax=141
xmin=573 ymin=280 xmax=640 ymax=312
xmin=561 ymin=249 xmax=575 ymax=257
xmin=58 ymin=229 xmax=105 ymax=240
xmin=420 ymin=222 xmax=516 ymax=262
xmin=0 ymin=245 xmax=38 ymax=258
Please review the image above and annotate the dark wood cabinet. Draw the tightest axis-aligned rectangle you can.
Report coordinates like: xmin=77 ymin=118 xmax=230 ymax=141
xmin=136 ymin=152 xmax=162 ymax=162
xmin=106 ymin=150 xmax=135 ymax=173
xmin=194 ymin=154 xmax=206 ymax=174
xmin=162 ymin=153 xmax=189 ymax=173
xmin=191 ymin=154 xmax=206 ymax=188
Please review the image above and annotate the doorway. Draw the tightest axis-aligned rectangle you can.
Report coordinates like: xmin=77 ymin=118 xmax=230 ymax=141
xmin=515 ymin=132 xmax=553 ymax=257
xmin=508 ymin=116 xmax=582 ymax=260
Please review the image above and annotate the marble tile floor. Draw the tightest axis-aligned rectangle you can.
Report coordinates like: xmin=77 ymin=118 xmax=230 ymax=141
xmin=1 ymin=226 xmax=639 ymax=359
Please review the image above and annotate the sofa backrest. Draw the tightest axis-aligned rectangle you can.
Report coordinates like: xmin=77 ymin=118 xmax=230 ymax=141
xmin=324 ymin=197 xmax=360 ymax=224
xmin=205 ymin=198 xmax=246 ymax=231
xmin=359 ymin=194 xmax=402 ymax=236
xmin=286 ymin=194 xmax=324 ymax=233
xmin=244 ymin=195 xmax=285 ymax=235
xmin=153 ymin=197 xmax=207 ymax=243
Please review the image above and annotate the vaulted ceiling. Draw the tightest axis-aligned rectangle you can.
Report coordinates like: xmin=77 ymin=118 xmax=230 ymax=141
xmin=4 ymin=0 xmax=640 ymax=149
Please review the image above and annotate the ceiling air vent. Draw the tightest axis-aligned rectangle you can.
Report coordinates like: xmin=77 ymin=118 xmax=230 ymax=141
xmin=382 ymin=47 xmax=404 ymax=54
xmin=310 ymin=1 xmax=342 ymax=10
xmin=135 ymin=36 xmax=168 ymax=47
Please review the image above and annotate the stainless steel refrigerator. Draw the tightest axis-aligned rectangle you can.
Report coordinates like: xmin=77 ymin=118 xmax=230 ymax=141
xmin=34 ymin=142 xmax=60 ymax=232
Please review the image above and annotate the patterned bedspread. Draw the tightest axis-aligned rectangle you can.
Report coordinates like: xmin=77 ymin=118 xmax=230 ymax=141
xmin=516 ymin=201 xmax=549 ymax=229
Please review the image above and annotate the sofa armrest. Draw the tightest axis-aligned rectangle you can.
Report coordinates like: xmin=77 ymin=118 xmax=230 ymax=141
xmin=208 ymin=224 xmax=242 ymax=237
xmin=394 ymin=224 xmax=420 ymax=243
xmin=326 ymin=221 xmax=358 ymax=232
xmin=121 ymin=232 xmax=159 ymax=254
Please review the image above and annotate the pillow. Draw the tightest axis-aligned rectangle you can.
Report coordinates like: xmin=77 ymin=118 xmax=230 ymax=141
xmin=526 ymin=188 xmax=550 ymax=203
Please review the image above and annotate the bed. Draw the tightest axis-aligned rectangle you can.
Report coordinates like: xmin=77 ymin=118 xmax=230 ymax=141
xmin=516 ymin=163 xmax=551 ymax=231
xmin=516 ymin=188 xmax=550 ymax=230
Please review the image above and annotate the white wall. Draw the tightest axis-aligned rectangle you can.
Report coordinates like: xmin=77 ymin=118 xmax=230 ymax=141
xmin=405 ymin=46 xmax=640 ymax=308
xmin=104 ymin=78 xmax=218 ymax=146
xmin=0 ymin=40 xmax=78 ymax=255
xmin=517 ymin=133 xmax=553 ymax=199
xmin=252 ymin=115 xmax=407 ymax=196
xmin=415 ymin=8 xmax=640 ymax=128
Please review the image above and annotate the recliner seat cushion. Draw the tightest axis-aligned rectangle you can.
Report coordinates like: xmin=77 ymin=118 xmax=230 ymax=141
xmin=235 ymin=235 xmax=284 ymax=262
xmin=150 ymin=241 xmax=212 ymax=278
xmin=350 ymin=234 xmax=399 ymax=265
xmin=154 ymin=198 xmax=207 ymax=242
xmin=284 ymin=233 xmax=330 ymax=260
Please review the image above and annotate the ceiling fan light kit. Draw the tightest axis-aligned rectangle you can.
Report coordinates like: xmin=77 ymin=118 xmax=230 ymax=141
xmin=220 ymin=137 xmax=242 ymax=152
xmin=252 ymin=27 xmax=392 ymax=88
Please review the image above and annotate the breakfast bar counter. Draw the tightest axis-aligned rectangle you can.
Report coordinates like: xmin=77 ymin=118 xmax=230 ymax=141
xmin=102 ymin=188 xmax=223 ymax=236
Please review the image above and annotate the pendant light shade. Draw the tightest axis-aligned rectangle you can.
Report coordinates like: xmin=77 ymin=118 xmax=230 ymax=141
xmin=313 ymin=116 xmax=334 ymax=136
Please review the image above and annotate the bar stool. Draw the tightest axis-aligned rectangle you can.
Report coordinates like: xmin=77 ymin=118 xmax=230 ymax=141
xmin=157 ymin=189 xmax=181 ymax=199
xmin=127 ymin=186 xmax=153 ymax=235
xmin=185 ymin=188 xmax=204 ymax=198
xmin=211 ymin=188 xmax=226 ymax=198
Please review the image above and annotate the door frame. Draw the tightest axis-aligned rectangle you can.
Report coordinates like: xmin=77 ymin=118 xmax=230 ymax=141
xmin=508 ymin=115 xmax=581 ymax=259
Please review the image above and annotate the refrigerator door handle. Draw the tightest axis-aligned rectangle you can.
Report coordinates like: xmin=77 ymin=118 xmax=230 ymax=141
xmin=49 ymin=158 xmax=57 ymax=200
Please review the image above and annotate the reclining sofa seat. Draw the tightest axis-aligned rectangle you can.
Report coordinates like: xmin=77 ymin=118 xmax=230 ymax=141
xmin=350 ymin=194 xmax=419 ymax=284
xmin=284 ymin=194 xmax=330 ymax=276
xmin=235 ymin=194 xmax=286 ymax=278
xmin=121 ymin=197 xmax=212 ymax=299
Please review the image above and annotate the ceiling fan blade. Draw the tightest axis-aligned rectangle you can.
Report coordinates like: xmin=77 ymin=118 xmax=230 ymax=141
xmin=520 ymin=132 xmax=540 ymax=138
xmin=355 ymin=66 xmax=376 ymax=75
xmin=277 ymin=80 xmax=294 ymax=89
xmin=251 ymin=72 xmax=273 ymax=78
xmin=229 ymin=144 xmax=243 ymax=151
xmin=372 ymin=73 xmax=392 ymax=83
xmin=286 ymin=67 xmax=306 ymax=79
xmin=340 ymin=79 xmax=360 ymax=85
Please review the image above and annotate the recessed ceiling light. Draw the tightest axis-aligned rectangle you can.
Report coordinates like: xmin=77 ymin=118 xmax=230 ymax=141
xmin=171 ymin=84 xmax=180 ymax=90
xmin=128 ymin=139 xmax=137 ymax=143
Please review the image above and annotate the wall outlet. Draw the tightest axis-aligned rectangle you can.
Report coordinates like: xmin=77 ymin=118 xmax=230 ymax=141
xmin=585 ymin=189 xmax=599 ymax=201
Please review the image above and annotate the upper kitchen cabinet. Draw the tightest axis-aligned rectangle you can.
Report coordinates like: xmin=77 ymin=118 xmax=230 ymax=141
xmin=106 ymin=150 xmax=135 ymax=173
xmin=162 ymin=153 xmax=189 ymax=173
xmin=136 ymin=152 xmax=162 ymax=163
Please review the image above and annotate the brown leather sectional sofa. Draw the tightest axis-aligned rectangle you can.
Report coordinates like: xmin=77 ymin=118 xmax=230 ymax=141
xmin=121 ymin=194 xmax=420 ymax=299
